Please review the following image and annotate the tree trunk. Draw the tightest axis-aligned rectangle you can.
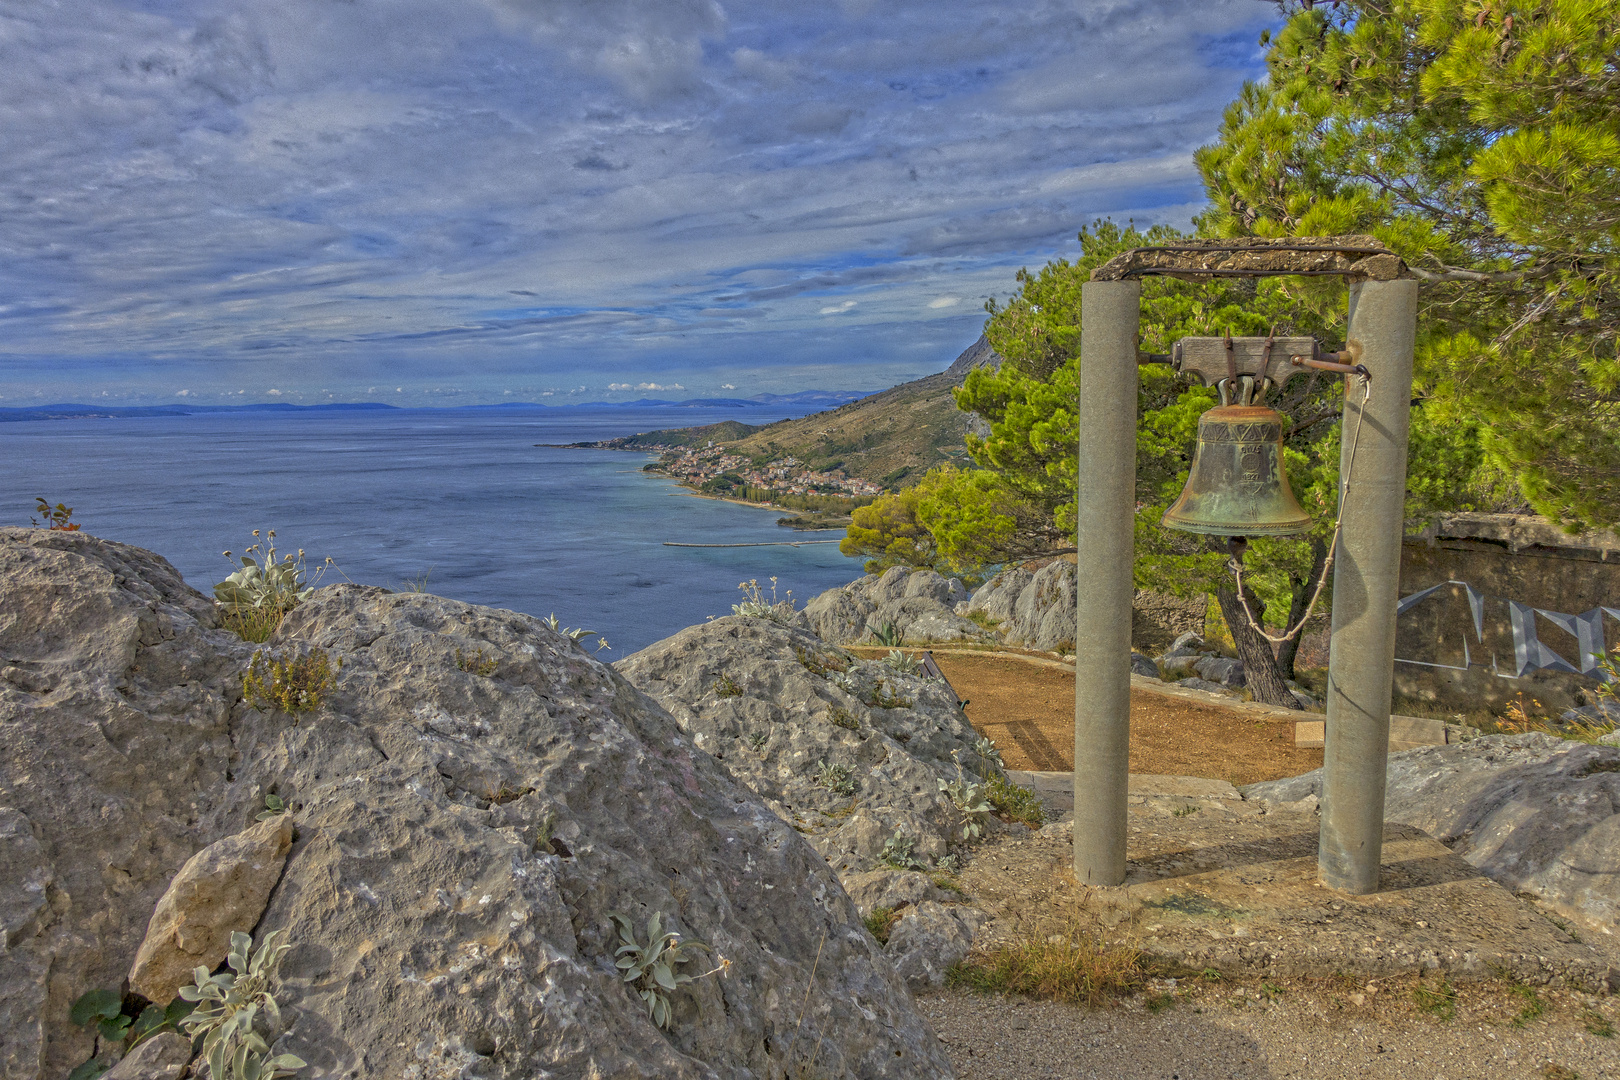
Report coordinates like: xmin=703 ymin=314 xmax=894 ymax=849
xmin=1274 ymin=537 xmax=1328 ymax=682
xmin=1214 ymin=582 xmax=1302 ymax=711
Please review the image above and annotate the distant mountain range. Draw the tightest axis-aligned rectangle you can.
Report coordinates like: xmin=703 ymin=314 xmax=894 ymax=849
xmin=0 ymin=389 xmax=869 ymax=423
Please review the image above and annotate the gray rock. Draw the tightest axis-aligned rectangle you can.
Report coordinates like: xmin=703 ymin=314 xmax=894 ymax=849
xmin=804 ymin=569 xmax=982 ymax=646
xmin=1193 ymin=656 xmax=1245 ymax=688
xmin=1156 ymin=654 xmax=1201 ymax=680
xmin=1176 ymin=677 xmax=1233 ymax=695
xmin=965 ymin=567 xmax=1032 ymax=626
xmin=1167 ymin=631 xmax=1206 ymax=656
xmin=1006 ymin=560 xmax=1078 ymax=651
xmin=842 ymin=869 xmax=952 ymax=916
xmin=1242 ymin=734 xmax=1620 ymax=937
xmin=0 ymin=529 xmax=953 ymax=1080
xmin=616 ymin=617 xmax=998 ymax=875
xmin=128 ymin=814 xmax=295 ymax=1005
xmin=884 ymin=902 xmax=987 ymax=989
xmin=1561 ymin=701 xmax=1620 ymax=727
xmin=102 ymin=1033 xmax=191 ymax=1080
xmin=1130 ymin=653 xmax=1161 ymax=679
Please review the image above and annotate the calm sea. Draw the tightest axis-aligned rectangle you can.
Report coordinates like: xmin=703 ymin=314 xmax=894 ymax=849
xmin=0 ymin=406 xmax=867 ymax=653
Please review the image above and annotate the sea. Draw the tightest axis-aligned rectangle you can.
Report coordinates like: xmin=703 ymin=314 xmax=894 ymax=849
xmin=0 ymin=406 xmax=869 ymax=654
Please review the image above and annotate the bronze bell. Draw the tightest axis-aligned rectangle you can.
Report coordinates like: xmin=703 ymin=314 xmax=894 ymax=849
xmin=1161 ymin=402 xmax=1313 ymax=537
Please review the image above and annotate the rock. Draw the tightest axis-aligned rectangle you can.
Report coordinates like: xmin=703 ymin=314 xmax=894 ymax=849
xmin=1130 ymin=652 xmax=1160 ymax=679
xmin=0 ymin=529 xmax=953 ymax=1080
xmin=965 ymin=567 xmax=1032 ymax=626
xmin=804 ymin=568 xmax=982 ymax=645
xmin=1156 ymin=654 xmax=1201 ymax=680
xmin=884 ymin=902 xmax=987 ymax=989
xmin=1006 ymin=561 xmax=1077 ymax=651
xmin=616 ymin=617 xmax=999 ymax=875
xmin=842 ymin=869 xmax=952 ymax=916
xmin=128 ymin=814 xmax=295 ymax=1005
xmin=1242 ymin=734 xmax=1620 ymax=937
xmin=1561 ymin=701 xmax=1620 ymax=727
xmin=102 ymin=1033 xmax=191 ymax=1080
xmin=1193 ymin=656 xmax=1245 ymax=688
xmin=1176 ymin=678 xmax=1233 ymax=695
xmin=1166 ymin=631 xmax=1206 ymax=657
xmin=1602 ymin=730 xmax=1620 ymax=748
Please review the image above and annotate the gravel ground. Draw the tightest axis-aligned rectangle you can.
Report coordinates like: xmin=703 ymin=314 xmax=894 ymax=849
xmin=920 ymin=983 xmax=1620 ymax=1080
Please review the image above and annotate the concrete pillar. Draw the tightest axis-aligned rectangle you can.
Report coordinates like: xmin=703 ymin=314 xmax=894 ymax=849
xmin=1073 ymin=280 xmax=1140 ymax=886
xmin=1319 ymin=277 xmax=1418 ymax=894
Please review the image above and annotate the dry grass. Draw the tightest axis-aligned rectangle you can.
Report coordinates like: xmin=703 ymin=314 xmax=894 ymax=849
xmin=947 ymin=923 xmax=1147 ymax=1007
xmin=218 ymin=605 xmax=285 ymax=643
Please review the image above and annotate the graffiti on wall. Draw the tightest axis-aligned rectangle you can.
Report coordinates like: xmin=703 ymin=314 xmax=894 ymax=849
xmin=1395 ymin=579 xmax=1620 ymax=679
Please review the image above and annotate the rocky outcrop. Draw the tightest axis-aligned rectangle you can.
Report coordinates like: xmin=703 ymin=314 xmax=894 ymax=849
xmin=616 ymin=617 xmax=1002 ymax=987
xmin=0 ymin=529 xmax=953 ymax=1080
xmin=1242 ymin=733 xmax=1620 ymax=938
xmin=965 ymin=560 xmax=1077 ymax=652
xmin=804 ymin=567 xmax=983 ymax=646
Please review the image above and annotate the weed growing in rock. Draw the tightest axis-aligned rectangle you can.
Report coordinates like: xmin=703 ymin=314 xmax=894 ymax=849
xmin=1144 ymin=991 xmax=1176 ymax=1013
xmin=454 ymin=647 xmax=498 ymax=676
xmin=179 ymin=929 xmax=306 ymax=1080
xmin=973 ymin=736 xmax=1004 ymax=775
xmin=827 ymin=707 xmax=859 ymax=731
xmin=67 ymin=990 xmax=194 ymax=1079
xmin=542 ymin=614 xmax=610 ymax=653
xmin=732 ymin=577 xmax=797 ymax=623
xmin=215 ymin=530 xmax=334 ymax=642
xmin=938 ymin=770 xmax=992 ymax=841
xmin=746 ymin=731 xmax=769 ymax=752
xmin=1412 ymin=977 xmax=1457 ymax=1020
xmin=879 ymin=830 xmax=925 ymax=871
xmin=863 ymin=906 xmax=900 ymax=945
xmin=713 ymin=674 xmax=743 ymax=698
xmin=1172 ymin=804 xmax=1201 ymax=818
xmin=1583 ymin=1009 xmax=1615 ymax=1037
xmin=929 ymin=870 xmax=967 ymax=898
xmin=1509 ymin=982 xmax=1544 ymax=1026
xmin=985 ymin=774 xmax=1045 ymax=828
xmin=881 ymin=649 xmax=921 ymax=675
xmin=31 ymin=498 xmax=80 ymax=530
xmin=866 ymin=621 xmax=902 ymax=647
xmin=947 ymin=928 xmax=1145 ymax=1007
xmin=813 ymin=760 xmax=856 ymax=798
xmin=965 ymin=610 xmax=999 ymax=633
xmin=243 ymin=648 xmax=335 ymax=715
xmin=610 ymin=911 xmax=727 ymax=1029
xmin=794 ymin=645 xmax=848 ymax=677
xmin=397 ymin=568 xmax=433 ymax=593
xmin=255 ymin=794 xmax=287 ymax=821
xmin=866 ymin=682 xmax=912 ymax=710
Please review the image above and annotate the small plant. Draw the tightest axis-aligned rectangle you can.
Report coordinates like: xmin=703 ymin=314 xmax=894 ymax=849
xmin=1260 ymin=979 xmax=1285 ymax=1000
xmin=813 ymin=760 xmax=856 ymax=798
xmin=939 ymin=770 xmax=993 ymax=841
xmin=867 ymin=682 xmax=912 ymax=710
xmin=863 ymin=906 xmax=901 ymax=945
xmin=1509 ymin=982 xmax=1544 ymax=1026
xmin=935 ymin=853 xmax=961 ymax=875
xmin=215 ymin=530 xmax=334 ymax=642
xmin=745 ymin=730 xmax=769 ymax=752
xmin=610 ymin=911 xmax=727 ymax=1029
xmin=68 ymin=989 xmax=194 ymax=1078
xmin=454 ymin=647 xmax=498 ymax=676
xmin=732 ymin=577 xmax=797 ymax=623
xmin=713 ymin=673 xmax=744 ymax=698
xmin=881 ymin=649 xmax=922 ymax=675
xmin=973 ymin=736 xmax=1004 ymax=776
xmin=255 ymin=794 xmax=287 ymax=821
xmin=866 ymin=621 xmax=902 ymax=647
xmin=985 ymin=773 xmax=1045 ymax=828
xmin=1172 ymin=804 xmax=1201 ymax=818
xmin=243 ymin=648 xmax=336 ymax=715
xmin=1144 ymin=992 xmax=1176 ymax=1013
xmin=827 ymin=669 xmax=859 ymax=695
xmin=542 ymin=614 xmax=611 ymax=653
xmin=965 ymin=610 xmax=999 ymax=632
xmin=32 ymin=497 xmax=80 ymax=530
xmin=178 ymin=929 xmax=305 ymax=1080
xmin=1413 ymin=977 xmax=1457 ymax=1020
xmin=397 ymin=568 xmax=433 ymax=593
xmin=1583 ymin=1009 xmax=1615 ymax=1037
xmin=795 ymin=645 xmax=849 ymax=677
xmin=827 ymin=707 xmax=860 ymax=731
xmin=879 ymin=830 xmax=925 ymax=871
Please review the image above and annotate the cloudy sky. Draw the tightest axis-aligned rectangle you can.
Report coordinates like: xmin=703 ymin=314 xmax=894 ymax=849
xmin=0 ymin=0 xmax=1279 ymax=406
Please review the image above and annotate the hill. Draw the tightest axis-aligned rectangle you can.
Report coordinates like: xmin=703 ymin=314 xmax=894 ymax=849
xmin=598 ymin=335 xmax=1002 ymax=491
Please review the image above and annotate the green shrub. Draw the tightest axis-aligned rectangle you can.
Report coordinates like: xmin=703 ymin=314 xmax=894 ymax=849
xmin=454 ymin=647 xmax=498 ymax=676
xmin=813 ymin=760 xmax=856 ymax=798
xmin=713 ymin=674 xmax=743 ymax=698
xmin=946 ymin=930 xmax=1144 ymax=1007
xmin=215 ymin=530 xmax=333 ymax=642
xmin=243 ymin=649 xmax=335 ymax=715
xmin=863 ymin=906 xmax=901 ymax=945
xmin=986 ymin=774 xmax=1045 ymax=828
xmin=827 ymin=707 xmax=860 ymax=731
xmin=178 ymin=930 xmax=305 ymax=1080
xmin=610 ymin=911 xmax=723 ymax=1029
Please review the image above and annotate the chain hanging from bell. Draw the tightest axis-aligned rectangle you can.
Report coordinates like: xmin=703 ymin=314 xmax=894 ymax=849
xmin=1161 ymin=369 xmax=1313 ymax=537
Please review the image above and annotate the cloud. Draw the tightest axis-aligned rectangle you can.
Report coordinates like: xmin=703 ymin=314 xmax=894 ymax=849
xmin=609 ymin=381 xmax=685 ymax=391
xmin=720 ymin=383 xmax=735 ymax=389
xmin=267 ymin=388 xmax=282 ymax=396
xmin=0 ymin=0 xmax=1279 ymax=403
xmin=927 ymin=297 xmax=960 ymax=309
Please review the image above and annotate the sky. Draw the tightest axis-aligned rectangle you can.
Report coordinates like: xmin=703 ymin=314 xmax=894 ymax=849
xmin=0 ymin=0 xmax=1281 ymax=407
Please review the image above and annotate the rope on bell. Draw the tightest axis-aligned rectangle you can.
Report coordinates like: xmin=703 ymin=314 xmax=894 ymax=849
xmin=1230 ymin=370 xmax=1373 ymax=645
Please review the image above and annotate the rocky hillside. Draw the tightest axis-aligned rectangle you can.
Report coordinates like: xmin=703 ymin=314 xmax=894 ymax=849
xmin=600 ymin=335 xmax=1002 ymax=490
xmin=0 ymin=529 xmax=953 ymax=1080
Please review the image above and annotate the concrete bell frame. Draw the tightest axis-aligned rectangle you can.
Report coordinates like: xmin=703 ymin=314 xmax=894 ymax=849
xmin=1073 ymin=262 xmax=1417 ymax=895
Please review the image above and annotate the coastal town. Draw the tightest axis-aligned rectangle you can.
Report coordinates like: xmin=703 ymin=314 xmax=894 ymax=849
xmin=649 ymin=442 xmax=887 ymax=500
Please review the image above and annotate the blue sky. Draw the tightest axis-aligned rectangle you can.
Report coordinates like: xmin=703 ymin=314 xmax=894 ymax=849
xmin=0 ymin=0 xmax=1279 ymax=406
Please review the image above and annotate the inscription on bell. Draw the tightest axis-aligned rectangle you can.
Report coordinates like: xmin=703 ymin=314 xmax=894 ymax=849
xmin=1199 ymin=420 xmax=1282 ymax=443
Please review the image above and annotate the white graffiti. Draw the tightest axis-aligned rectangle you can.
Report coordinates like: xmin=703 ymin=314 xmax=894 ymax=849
xmin=1395 ymin=578 xmax=1620 ymax=679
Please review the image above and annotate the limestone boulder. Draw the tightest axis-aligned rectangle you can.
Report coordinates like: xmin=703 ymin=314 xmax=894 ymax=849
xmin=128 ymin=814 xmax=295 ymax=1005
xmin=964 ymin=567 xmax=1031 ymax=627
xmin=804 ymin=568 xmax=983 ymax=646
xmin=883 ymin=902 xmax=987 ymax=989
xmin=0 ymin=529 xmax=954 ymax=1080
xmin=1130 ymin=653 xmax=1161 ymax=680
xmin=1243 ymin=734 xmax=1620 ymax=937
xmin=616 ymin=616 xmax=1002 ymax=874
